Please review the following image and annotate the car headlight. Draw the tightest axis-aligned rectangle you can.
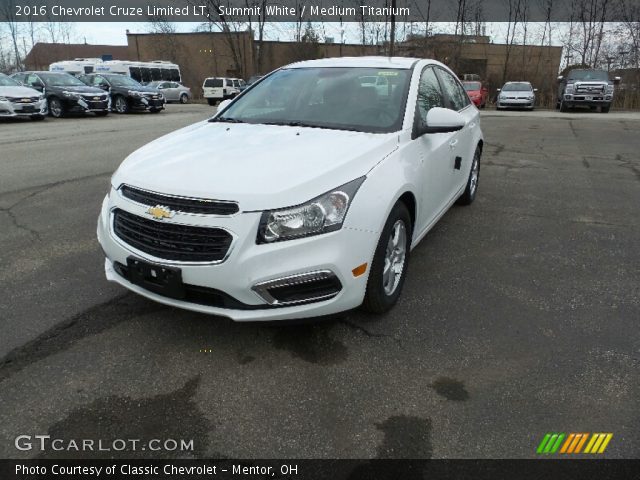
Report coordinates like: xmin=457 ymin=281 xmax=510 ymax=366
xmin=0 ymin=96 xmax=8 ymax=101
xmin=257 ymin=177 xmax=365 ymax=244
xmin=62 ymin=91 xmax=80 ymax=98
xmin=565 ymin=84 xmax=575 ymax=94
xmin=38 ymin=94 xmax=45 ymax=100
xmin=606 ymin=85 xmax=614 ymax=93
xmin=128 ymin=90 xmax=144 ymax=97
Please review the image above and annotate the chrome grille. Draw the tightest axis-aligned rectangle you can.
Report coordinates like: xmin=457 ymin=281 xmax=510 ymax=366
xmin=120 ymin=185 xmax=239 ymax=216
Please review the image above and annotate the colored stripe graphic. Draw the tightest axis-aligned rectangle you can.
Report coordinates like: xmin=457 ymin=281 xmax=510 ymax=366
xmin=539 ymin=433 xmax=613 ymax=454
xmin=537 ymin=433 xmax=565 ymax=454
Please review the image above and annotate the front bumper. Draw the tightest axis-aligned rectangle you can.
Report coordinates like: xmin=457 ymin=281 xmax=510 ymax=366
xmin=562 ymin=93 xmax=612 ymax=106
xmin=64 ymin=96 xmax=110 ymax=113
xmin=130 ymin=96 xmax=165 ymax=110
xmin=97 ymin=192 xmax=377 ymax=321
xmin=0 ymin=98 xmax=47 ymax=117
xmin=497 ymin=98 xmax=534 ymax=109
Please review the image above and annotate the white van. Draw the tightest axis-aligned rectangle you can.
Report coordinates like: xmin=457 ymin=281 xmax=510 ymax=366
xmin=202 ymin=77 xmax=240 ymax=105
xmin=49 ymin=58 xmax=104 ymax=76
xmin=50 ymin=60 xmax=181 ymax=84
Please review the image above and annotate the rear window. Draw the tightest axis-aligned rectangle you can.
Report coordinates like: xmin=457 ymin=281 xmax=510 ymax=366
xmin=204 ymin=78 xmax=223 ymax=88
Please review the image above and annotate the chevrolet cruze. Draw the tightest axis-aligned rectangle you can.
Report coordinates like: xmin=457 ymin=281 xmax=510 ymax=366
xmin=97 ymin=57 xmax=484 ymax=321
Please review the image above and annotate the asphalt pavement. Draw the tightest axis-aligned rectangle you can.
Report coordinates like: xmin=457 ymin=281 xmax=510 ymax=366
xmin=0 ymin=105 xmax=638 ymax=459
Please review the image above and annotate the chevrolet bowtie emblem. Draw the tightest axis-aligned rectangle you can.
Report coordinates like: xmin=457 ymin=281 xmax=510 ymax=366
xmin=146 ymin=205 xmax=173 ymax=220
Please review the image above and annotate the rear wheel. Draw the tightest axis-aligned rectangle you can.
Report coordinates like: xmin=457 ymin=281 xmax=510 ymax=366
xmin=362 ymin=202 xmax=412 ymax=314
xmin=48 ymin=97 xmax=65 ymax=118
xmin=180 ymin=93 xmax=189 ymax=104
xmin=457 ymin=146 xmax=481 ymax=206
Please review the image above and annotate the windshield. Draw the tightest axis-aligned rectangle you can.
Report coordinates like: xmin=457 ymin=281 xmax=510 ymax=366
xmin=502 ymin=82 xmax=532 ymax=91
xmin=145 ymin=81 xmax=161 ymax=87
xmin=218 ymin=67 xmax=410 ymax=133
xmin=567 ymin=70 xmax=609 ymax=81
xmin=0 ymin=74 xmax=20 ymax=87
xmin=463 ymin=82 xmax=481 ymax=91
xmin=39 ymin=73 xmax=86 ymax=87
xmin=105 ymin=75 xmax=143 ymax=88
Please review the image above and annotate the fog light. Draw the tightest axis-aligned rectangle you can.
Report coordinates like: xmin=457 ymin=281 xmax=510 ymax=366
xmin=252 ymin=270 xmax=342 ymax=305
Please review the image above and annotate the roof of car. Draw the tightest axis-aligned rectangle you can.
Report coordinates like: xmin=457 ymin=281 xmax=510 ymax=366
xmin=286 ymin=56 xmax=423 ymax=69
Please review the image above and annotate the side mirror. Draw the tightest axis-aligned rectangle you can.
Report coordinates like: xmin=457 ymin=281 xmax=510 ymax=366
xmin=217 ymin=99 xmax=232 ymax=112
xmin=557 ymin=75 xmax=564 ymax=81
xmin=533 ymin=88 xmax=538 ymax=92
xmin=496 ymin=88 xmax=501 ymax=92
xmin=33 ymin=83 xmax=44 ymax=92
xmin=100 ymin=84 xmax=109 ymax=91
xmin=613 ymin=76 xmax=621 ymax=84
xmin=416 ymin=107 xmax=466 ymax=136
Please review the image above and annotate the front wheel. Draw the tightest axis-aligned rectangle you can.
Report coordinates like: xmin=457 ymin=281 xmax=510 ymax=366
xmin=457 ymin=146 xmax=481 ymax=205
xmin=48 ymin=97 xmax=65 ymax=118
xmin=114 ymin=95 xmax=129 ymax=114
xmin=362 ymin=202 xmax=412 ymax=314
xmin=560 ymin=100 xmax=569 ymax=112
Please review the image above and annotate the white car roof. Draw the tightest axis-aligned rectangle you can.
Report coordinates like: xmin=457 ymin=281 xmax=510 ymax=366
xmin=285 ymin=56 xmax=423 ymax=69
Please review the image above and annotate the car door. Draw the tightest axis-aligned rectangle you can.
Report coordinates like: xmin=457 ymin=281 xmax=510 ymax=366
xmin=161 ymin=82 xmax=176 ymax=101
xmin=410 ymin=66 xmax=459 ymax=232
xmin=435 ymin=67 xmax=479 ymax=196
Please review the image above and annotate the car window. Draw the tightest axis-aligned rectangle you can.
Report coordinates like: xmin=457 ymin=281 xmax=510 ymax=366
xmin=204 ymin=78 xmax=223 ymax=88
xmin=416 ymin=67 xmax=445 ymax=124
xmin=437 ymin=68 xmax=470 ymax=111
xmin=26 ymin=74 xmax=43 ymax=87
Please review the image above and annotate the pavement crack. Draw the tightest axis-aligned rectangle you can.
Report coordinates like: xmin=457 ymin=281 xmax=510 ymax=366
xmin=1 ymin=208 xmax=42 ymax=241
xmin=338 ymin=319 xmax=395 ymax=340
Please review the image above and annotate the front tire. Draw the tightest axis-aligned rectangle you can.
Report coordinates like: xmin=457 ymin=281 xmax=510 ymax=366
xmin=560 ymin=99 xmax=569 ymax=112
xmin=48 ymin=97 xmax=65 ymax=118
xmin=114 ymin=95 xmax=129 ymax=114
xmin=457 ymin=146 xmax=481 ymax=205
xmin=362 ymin=202 xmax=412 ymax=314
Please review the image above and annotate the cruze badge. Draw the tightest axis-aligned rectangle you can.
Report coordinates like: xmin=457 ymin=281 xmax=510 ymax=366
xmin=146 ymin=205 xmax=174 ymax=220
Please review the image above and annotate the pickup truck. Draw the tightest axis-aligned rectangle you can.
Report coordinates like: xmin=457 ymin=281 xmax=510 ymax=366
xmin=557 ymin=69 xmax=620 ymax=113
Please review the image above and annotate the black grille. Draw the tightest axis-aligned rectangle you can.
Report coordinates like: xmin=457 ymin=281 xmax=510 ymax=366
xmin=120 ymin=185 xmax=239 ymax=215
xmin=113 ymin=209 xmax=232 ymax=262
xmin=575 ymin=84 xmax=605 ymax=94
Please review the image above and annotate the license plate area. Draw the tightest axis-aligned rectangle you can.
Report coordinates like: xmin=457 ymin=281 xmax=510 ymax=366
xmin=127 ymin=257 xmax=185 ymax=299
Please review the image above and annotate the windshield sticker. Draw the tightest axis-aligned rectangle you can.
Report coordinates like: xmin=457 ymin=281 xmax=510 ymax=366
xmin=378 ymin=71 xmax=399 ymax=76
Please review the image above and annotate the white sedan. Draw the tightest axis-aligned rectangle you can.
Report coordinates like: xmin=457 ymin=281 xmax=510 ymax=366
xmin=97 ymin=56 xmax=484 ymax=321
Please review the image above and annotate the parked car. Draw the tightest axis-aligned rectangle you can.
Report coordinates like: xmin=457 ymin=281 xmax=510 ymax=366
xmin=238 ymin=75 xmax=263 ymax=92
xmin=11 ymin=71 xmax=109 ymax=118
xmin=146 ymin=81 xmax=191 ymax=103
xmin=496 ymin=81 xmax=537 ymax=110
xmin=462 ymin=80 xmax=489 ymax=108
xmin=557 ymin=69 xmax=619 ymax=113
xmin=97 ymin=57 xmax=483 ymax=321
xmin=78 ymin=73 xmax=164 ymax=114
xmin=0 ymin=72 xmax=47 ymax=120
xmin=202 ymin=77 xmax=241 ymax=105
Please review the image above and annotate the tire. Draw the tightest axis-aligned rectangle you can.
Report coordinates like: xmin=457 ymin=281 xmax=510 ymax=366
xmin=560 ymin=100 xmax=569 ymax=112
xmin=114 ymin=95 xmax=129 ymax=114
xmin=48 ymin=97 xmax=65 ymax=118
xmin=362 ymin=201 xmax=412 ymax=314
xmin=207 ymin=99 xmax=216 ymax=106
xmin=180 ymin=93 xmax=188 ymax=104
xmin=30 ymin=114 xmax=45 ymax=121
xmin=601 ymin=105 xmax=610 ymax=113
xmin=94 ymin=111 xmax=109 ymax=117
xmin=457 ymin=146 xmax=481 ymax=206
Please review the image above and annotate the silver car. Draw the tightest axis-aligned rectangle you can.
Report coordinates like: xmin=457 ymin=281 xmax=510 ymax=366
xmin=146 ymin=81 xmax=191 ymax=103
xmin=0 ymin=73 xmax=47 ymax=120
xmin=496 ymin=81 xmax=537 ymax=110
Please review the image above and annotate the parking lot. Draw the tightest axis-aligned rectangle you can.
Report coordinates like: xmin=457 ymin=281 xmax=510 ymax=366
xmin=0 ymin=105 xmax=638 ymax=459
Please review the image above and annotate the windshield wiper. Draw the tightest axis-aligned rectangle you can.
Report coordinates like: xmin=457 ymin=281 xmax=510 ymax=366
xmin=209 ymin=116 xmax=245 ymax=123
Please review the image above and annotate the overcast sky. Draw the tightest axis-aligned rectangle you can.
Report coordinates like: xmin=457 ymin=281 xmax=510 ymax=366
xmin=70 ymin=22 xmax=566 ymax=47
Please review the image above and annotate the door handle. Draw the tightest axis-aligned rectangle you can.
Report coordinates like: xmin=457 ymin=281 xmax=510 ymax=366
xmin=448 ymin=139 xmax=458 ymax=149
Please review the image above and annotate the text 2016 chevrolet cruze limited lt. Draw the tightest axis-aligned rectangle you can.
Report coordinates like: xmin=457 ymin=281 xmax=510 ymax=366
xmin=97 ymin=57 xmax=484 ymax=321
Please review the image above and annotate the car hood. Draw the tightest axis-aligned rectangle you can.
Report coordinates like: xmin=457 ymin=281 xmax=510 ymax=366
xmin=49 ymin=85 xmax=106 ymax=94
xmin=112 ymin=121 xmax=398 ymax=211
xmin=0 ymin=85 xmax=42 ymax=97
xmin=501 ymin=91 xmax=533 ymax=98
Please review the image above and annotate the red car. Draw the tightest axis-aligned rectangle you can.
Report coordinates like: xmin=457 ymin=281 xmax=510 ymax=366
xmin=463 ymin=81 xmax=489 ymax=108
